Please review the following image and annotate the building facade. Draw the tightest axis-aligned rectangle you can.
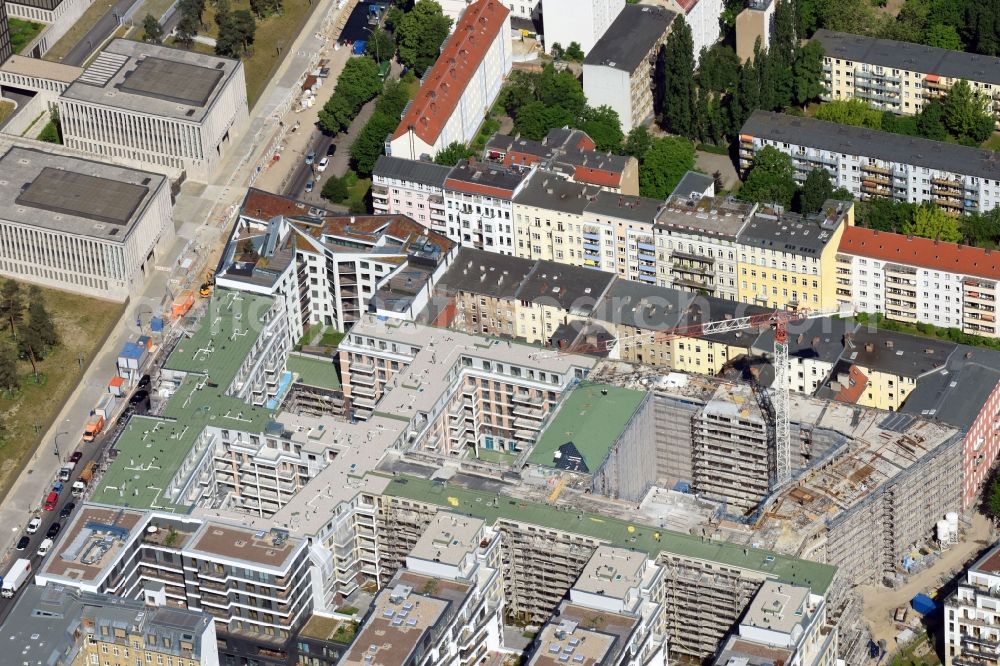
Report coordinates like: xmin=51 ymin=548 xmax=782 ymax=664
xmin=671 ymin=0 xmax=723 ymax=63
xmin=541 ymin=0 xmax=623 ymax=55
xmin=58 ymin=40 xmax=248 ymax=181
xmin=735 ymin=0 xmax=776 ymax=62
xmin=740 ymin=111 xmax=1000 ymax=215
xmin=0 ymin=145 xmax=174 ymax=301
xmin=371 ymin=156 xmax=451 ymax=232
xmin=389 ymin=0 xmax=512 ymax=160
xmin=513 ymin=169 xmax=601 ymax=263
xmin=944 ymin=542 xmax=1000 ymax=666
xmin=444 ymin=159 xmax=528 ymax=254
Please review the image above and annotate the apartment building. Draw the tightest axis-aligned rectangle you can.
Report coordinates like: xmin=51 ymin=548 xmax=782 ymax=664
xmin=0 ymin=585 xmax=218 ymax=666
xmin=371 ymin=156 xmax=451 ymax=232
xmin=654 ymin=193 xmax=756 ymax=301
xmin=670 ymin=0 xmax=723 ymax=62
xmin=439 ymin=0 xmax=538 ymax=23
xmin=0 ymin=145 xmax=174 ymax=301
xmin=735 ymin=199 xmax=853 ymax=310
xmin=837 ymin=226 xmax=1000 ymax=337
xmin=944 ymin=542 xmax=1000 ymax=666
xmin=740 ymin=111 xmax=1000 ymax=214
xmin=513 ymin=169 xmax=602 ymax=262
xmin=444 ymin=158 xmax=528 ymax=254
xmin=542 ymin=0 xmax=623 ymax=55
xmin=390 ymin=0 xmax=511 ymax=160
xmin=735 ymin=0 xmax=776 ymax=62
xmin=582 ymin=191 xmax=664 ymax=279
xmin=815 ymin=29 xmax=1000 ymax=122
xmin=485 ymin=127 xmax=639 ymax=194
xmin=438 ymin=249 xmax=534 ymax=337
xmin=58 ymin=40 xmax=248 ymax=181
xmin=582 ymin=4 xmax=675 ymax=131
xmin=217 ymin=189 xmax=456 ymax=342
xmin=341 ymin=513 xmax=504 ymax=666
xmin=712 ymin=581 xmax=838 ymax=666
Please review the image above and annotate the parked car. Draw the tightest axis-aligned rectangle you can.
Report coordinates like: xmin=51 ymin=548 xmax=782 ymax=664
xmin=316 ymin=156 xmax=330 ymax=172
xmin=137 ymin=374 xmax=151 ymax=391
xmin=59 ymin=503 xmax=75 ymax=520
xmin=305 ymin=180 xmax=315 ymax=194
xmin=305 ymin=151 xmax=315 ymax=165
xmin=15 ymin=536 xmax=29 ymax=551
xmin=51 ymin=481 xmax=63 ymax=494
xmin=37 ymin=538 xmax=53 ymax=557
xmin=326 ymin=143 xmax=337 ymax=157
xmin=44 ymin=492 xmax=59 ymax=511
xmin=69 ymin=451 xmax=83 ymax=464
xmin=58 ymin=467 xmax=72 ymax=482
xmin=45 ymin=522 xmax=61 ymax=539
xmin=26 ymin=516 xmax=41 ymax=534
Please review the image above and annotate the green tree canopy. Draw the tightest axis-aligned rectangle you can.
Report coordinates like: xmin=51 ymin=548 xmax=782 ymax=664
xmin=814 ymin=98 xmax=883 ymax=129
xmin=395 ymin=0 xmax=452 ymax=75
xmin=740 ymin=146 xmax=798 ymax=209
xmin=365 ymin=28 xmax=395 ymax=62
xmin=902 ymin=205 xmax=963 ymax=242
xmin=141 ymin=14 xmax=164 ymax=44
xmin=576 ymin=106 xmax=623 ymax=152
xmin=434 ymin=142 xmax=474 ymax=166
xmin=638 ymin=137 xmax=696 ymax=199
xmin=622 ymin=125 xmax=652 ymax=158
xmin=942 ymin=79 xmax=995 ymax=145
xmin=318 ymin=57 xmax=382 ymax=134
xmin=564 ymin=41 xmax=584 ymax=61
xmin=659 ymin=15 xmax=696 ymax=137
xmin=796 ymin=168 xmax=835 ymax=214
xmin=321 ymin=175 xmax=349 ymax=203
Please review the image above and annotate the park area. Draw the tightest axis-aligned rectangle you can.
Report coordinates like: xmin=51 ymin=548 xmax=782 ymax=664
xmin=0 ymin=284 xmax=122 ymax=502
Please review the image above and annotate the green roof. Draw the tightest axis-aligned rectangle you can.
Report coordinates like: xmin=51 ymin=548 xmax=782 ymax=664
xmin=381 ymin=474 xmax=836 ymax=594
xmin=91 ymin=290 xmax=276 ymax=511
xmin=528 ymin=384 xmax=646 ymax=470
xmin=164 ymin=290 xmax=274 ymax=389
xmin=287 ymin=353 xmax=341 ymax=391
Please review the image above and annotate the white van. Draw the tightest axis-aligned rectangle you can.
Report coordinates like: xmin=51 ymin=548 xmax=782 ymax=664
xmin=37 ymin=538 xmax=53 ymax=557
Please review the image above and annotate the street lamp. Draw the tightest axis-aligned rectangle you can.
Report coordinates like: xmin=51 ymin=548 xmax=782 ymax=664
xmin=54 ymin=431 xmax=68 ymax=460
xmin=364 ymin=26 xmax=380 ymax=64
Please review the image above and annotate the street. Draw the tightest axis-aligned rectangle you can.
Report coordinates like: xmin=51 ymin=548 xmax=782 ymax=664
xmin=61 ymin=0 xmax=140 ymax=66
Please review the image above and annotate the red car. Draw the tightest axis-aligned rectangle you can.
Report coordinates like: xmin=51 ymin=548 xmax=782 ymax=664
xmin=69 ymin=452 xmax=83 ymax=464
xmin=44 ymin=491 xmax=59 ymax=511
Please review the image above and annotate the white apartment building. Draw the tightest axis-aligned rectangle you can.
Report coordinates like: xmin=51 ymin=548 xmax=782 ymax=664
xmin=944 ymin=539 xmax=1000 ymax=665
xmin=836 ymin=226 xmax=1000 ymax=337
xmin=439 ymin=0 xmax=537 ymax=23
xmin=740 ymin=111 xmax=1000 ymax=215
xmin=712 ymin=581 xmax=838 ymax=666
xmin=58 ymin=40 xmax=248 ymax=181
xmin=372 ymin=155 xmax=451 ymax=233
xmin=542 ymin=0 xmax=622 ymax=55
xmin=671 ymin=0 xmax=723 ymax=63
xmin=582 ymin=4 xmax=675 ymax=131
xmin=444 ymin=158 xmax=529 ymax=255
xmin=389 ymin=0 xmax=511 ymax=160
xmin=0 ymin=145 xmax=174 ymax=301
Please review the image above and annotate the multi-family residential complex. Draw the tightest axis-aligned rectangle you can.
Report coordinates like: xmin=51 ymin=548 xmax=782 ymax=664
xmin=541 ymin=0 xmax=622 ymax=55
xmin=0 ymin=585 xmax=219 ymax=666
xmin=443 ymin=158 xmax=527 ymax=255
xmin=735 ymin=0 xmax=776 ymax=62
xmin=57 ymin=40 xmax=248 ymax=181
xmin=582 ymin=4 xmax=675 ymax=131
xmin=389 ymin=0 xmax=511 ymax=160
xmin=371 ymin=156 xmax=451 ymax=231
xmin=670 ymin=0 xmax=723 ymax=62
xmin=512 ymin=169 xmax=602 ymax=262
xmin=0 ymin=145 xmax=174 ymax=301
xmin=740 ymin=111 xmax=1000 ymax=214
xmin=216 ymin=189 xmax=456 ymax=341
xmin=944 ymin=541 xmax=1000 ymax=666
xmin=837 ymin=226 xmax=1000 ymax=337
xmin=815 ymin=29 xmax=1000 ymax=122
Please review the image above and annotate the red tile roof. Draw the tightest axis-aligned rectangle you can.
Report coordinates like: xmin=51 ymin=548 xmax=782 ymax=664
xmin=839 ymin=226 xmax=1000 ymax=281
xmin=675 ymin=0 xmax=699 ymax=11
xmin=392 ymin=0 xmax=509 ymax=145
xmin=834 ymin=365 xmax=868 ymax=404
xmin=573 ymin=165 xmax=621 ymax=188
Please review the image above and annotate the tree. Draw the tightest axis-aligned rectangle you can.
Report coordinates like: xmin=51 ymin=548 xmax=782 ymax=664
xmin=175 ymin=13 xmax=199 ymax=47
xmin=564 ymin=41 xmax=584 ymax=61
xmin=434 ymin=141 xmax=473 ymax=166
xmin=622 ymin=125 xmax=651 ymax=159
xmin=659 ymin=15 xmax=697 ymax=138
xmin=796 ymin=168 xmax=835 ymax=214
xmin=351 ymin=77 xmax=414 ymax=175
xmin=365 ymin=28 xmax=394 ymax=62
xmin=318 ymin=57 xmax=382 ymax=134
xmin=792 ymin=40 xmax=826 ymax=106
xmin=215 ymin=0 xmax=230 ymax=28
xmin=141 ymin=14 xmax=164 ymax=44
xmin=902 ymin=205 xmax=963 ymax=242
xmin=916 ymin=100 xmax=949 ymax=141
xmin=575 ymin=106 xmax=623 ymax=152
xmin=697 ymin=44 xmax=740 ymax=94
xmin=395 ymin=0 xmax=452 ymax=75
xmin=962 ymin=208 xmax=1000 ymax=247
xmin=0 ymin=280 xmax=22 ymax=339
xmin=858 ymin=198 xmax=918 ymax=232
xmin=513 ymin=100 xmax=573 ymax=140
xmin=233 ymin=10 xmax=256 ymax=49
xmin=987 ymin=475 xmax=1000 ymax=523
xmin=249 ymin=0 xmax=281 ymax=18
xmin=942 ymin=79 xmax=994 ymax=144
xmin=0 ymin=347 xmax=18 ymax=394
xmin=321 ymin=175 xmax=349 ymax=202
xmin=925 ymin=23 xmax=963 ymax=50
xmin=549 ymin=42 xmax=564 ymax=60
xmin=638 ymin=137 xmax=695 ymax=199
xmin=17 ymin=326 xmax=43 ymax=378
xmin=740 ymin=146 xmax=798 ymax=208
xmin=27 ymin=290 xmax=57 ymax=349
xmin=814 ymin=98 xmax=882 ymax=129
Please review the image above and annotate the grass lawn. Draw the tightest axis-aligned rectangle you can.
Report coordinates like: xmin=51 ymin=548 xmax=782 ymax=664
xmin=983 ymin=133 xmax=1000 ymax=151
xmin=43 ymin=0 xmax=117 ymax=62
xmin=346 ymin=175 xmax=371 ymax=211
xmin=319 ymin=328 xmax=344 ymax=347
xmin=0 ymin=284 xmax=123 ymax=503
xmin=197 ymin=0 xmax=318 ymax=107
xmin=476 ymin=448 xmax=516 ymax=464
xmin=888 ymin=631 xmax=941 ymax=666
xmin=0 ymin=101 xmax=15 ymax=126
xmin=9 ymin=18 xmax=44 ymax=54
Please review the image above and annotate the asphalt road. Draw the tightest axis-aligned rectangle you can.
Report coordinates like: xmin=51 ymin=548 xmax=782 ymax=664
xmin=62 ymin=0 xmax=139 ymax=66
xmin=0 ymin=398 xmax=137 ymax=622
xmin=284 ymin=130 xmax=335 ymax=199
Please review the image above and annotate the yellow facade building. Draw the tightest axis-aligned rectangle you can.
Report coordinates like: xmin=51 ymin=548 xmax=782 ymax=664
xmin=513 ymin=170 xmax=602 ymax=264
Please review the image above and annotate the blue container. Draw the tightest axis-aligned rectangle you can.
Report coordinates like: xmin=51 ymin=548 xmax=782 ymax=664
xmin=911 ymin=593 xmax=937 ymax=615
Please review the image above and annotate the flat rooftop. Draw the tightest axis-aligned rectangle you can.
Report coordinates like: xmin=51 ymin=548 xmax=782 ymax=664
xmin=528 ymin=384 xmax=646 ymax=472
xmin=530 ymin=602 xmax=637 ymax=666
xmin=583 ymin=4 xmax=675 ymax=73
xmin=380 ymin=474 xmax=838 ymax=594
xmin=0 ymin=146 xmax=165 ymax=242
xmin=1 ymin=55 xmax=82 ymax=83
xmin=62 ymin=39 xmax=242 ymax=122
xmin=408 ymin=513 xmax=483 ymax=566
xmin=741 ymin=580 xmax=810 ymax=635
xmin=573 ymin=546 xmax=649 ymax=600
xmin=655 ymin=194 xmax=755 ymax=239
xmin=38 ymin=505 xmax=146 ymax=584
xmin=287 ymin=353 xmax=341 ymax=391
xmin=187 ymin=523 xmax=302 ymax=571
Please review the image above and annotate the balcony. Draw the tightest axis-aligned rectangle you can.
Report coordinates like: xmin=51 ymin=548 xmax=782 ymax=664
xmin=862 ymin=163 xmax=891 ymax=176
xmin=350 ymin=362 xmax=375 ymax=375
xmin=935 ymin=198 xmax=964 ymax=211
xmin=932 ymin=176 xmax=962 ymax=188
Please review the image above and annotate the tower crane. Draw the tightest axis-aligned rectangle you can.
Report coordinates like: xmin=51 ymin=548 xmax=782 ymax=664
xmin=539 ymin=305 xmax=852 ymax=490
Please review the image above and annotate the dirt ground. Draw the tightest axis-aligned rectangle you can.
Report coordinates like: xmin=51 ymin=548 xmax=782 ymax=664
xmin=859 ymin=512 xmax=996 ymax=651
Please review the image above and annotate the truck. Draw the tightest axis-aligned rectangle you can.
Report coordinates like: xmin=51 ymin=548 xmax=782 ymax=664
xmin=95 ymin=394 xmax=117 ymax=420
xmin=83 ymin=415 xmax=105 ymax=442
xmin=2 ymin=559 xmax=31 ymax=597
xmin=72 ymin=461 xmax=96 ymax=497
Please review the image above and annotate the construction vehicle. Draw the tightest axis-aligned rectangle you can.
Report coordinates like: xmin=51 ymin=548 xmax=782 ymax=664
xmin=199 ymin=269 xmax=216 ymax=298
xmin=72 ymin=461 xmax=96 ymax=497
xmin=2 ymin=559 xmax=32 ymax=597
xmin=82 ymin=414 xmax=105 ymax=442
xmin=540 ymin=305 xmax=852 ymax=491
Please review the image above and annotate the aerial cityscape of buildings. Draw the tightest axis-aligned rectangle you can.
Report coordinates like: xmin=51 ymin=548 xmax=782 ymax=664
xmin=3 ymin=0 xmax=1000 ymax=664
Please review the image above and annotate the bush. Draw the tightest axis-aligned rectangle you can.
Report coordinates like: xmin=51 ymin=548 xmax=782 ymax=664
xmin=321 ymin=175 xmax=349 ymax=203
